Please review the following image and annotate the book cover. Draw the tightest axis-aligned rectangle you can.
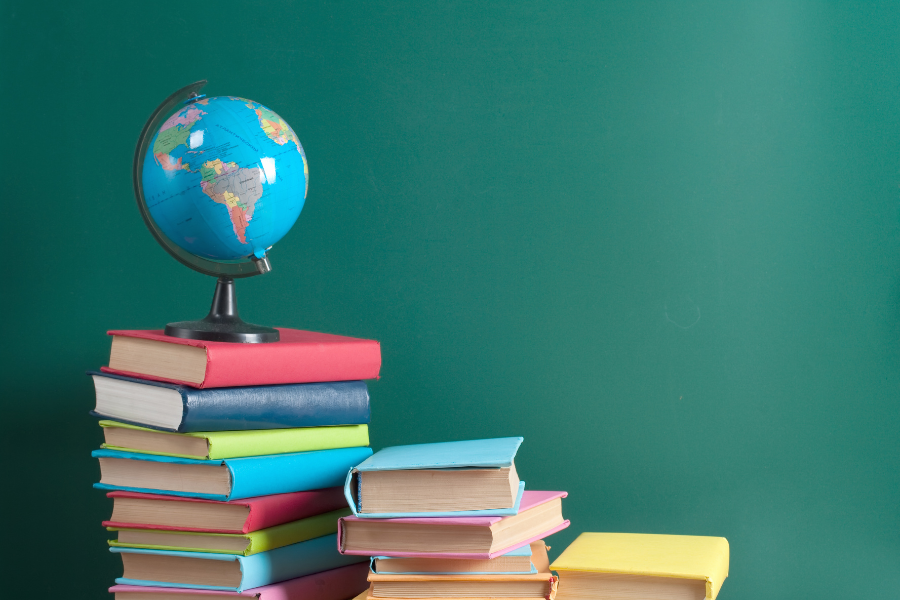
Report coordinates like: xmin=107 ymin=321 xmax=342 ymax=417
xmin=90 ymin=371 xmax=371 ymax=432
xmin=104 ymin=488 xmax=348 ymax=534
xmin=112 ymin=534 xmax=367 ymax=592
xmin=352 ymin=437 xmax=523 ymax=471
xmin=94 ymin=446 xmax=373 ymax=501
xmin=108 ymin=507 xmax=350 ymax=555
xmin=549 ymin=532 xmax=730 ymax=600
xmin=108 ymin=562 xmax=369 ymax=599
xmin=338 ymin=490 xmax=569 ymax=559
xmin=100 ymin=420 xmax=370 ymax=459
xmin=345 ymin=437 xmax=524 ymax=518
xmin=103 ymin=328 xmax=381 ymax=389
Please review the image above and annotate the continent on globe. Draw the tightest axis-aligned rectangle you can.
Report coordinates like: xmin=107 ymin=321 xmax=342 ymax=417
xmin=243 ymin=99 xmax=303 ymax=152
xmin=152 ymin=105 xmax=207 ymax=171
xmin=241 ymin=98 xmax=309 ymax=196
xmin=200 ymin=158 xmax=263 ymax=244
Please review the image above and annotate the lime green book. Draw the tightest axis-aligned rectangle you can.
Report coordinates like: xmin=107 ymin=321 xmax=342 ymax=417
xmin=107 ymin=508 xmax=351 ymax=555
xmin=99 ymin=420 xmax=369 ymax=460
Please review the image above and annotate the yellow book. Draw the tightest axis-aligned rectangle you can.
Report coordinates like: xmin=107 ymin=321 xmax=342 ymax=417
xmin=550 ymin=532 xmax=729 ymax=600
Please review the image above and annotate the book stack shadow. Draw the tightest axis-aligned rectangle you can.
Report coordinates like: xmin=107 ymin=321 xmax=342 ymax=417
xmin=91 ymin=328 xmax=382 ymax=600
xmin=335 ymin=437 xmax=570 ymax=600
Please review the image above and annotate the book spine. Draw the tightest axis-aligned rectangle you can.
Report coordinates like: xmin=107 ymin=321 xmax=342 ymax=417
xmin=244 ymin=487 xmax=349 ymax=533
xmin=205 ymin=425 xmax=369 ymax=460
xmin=203 ymin=339 xmax=381 ymax=388
xmin=180 ymin=381 xmax=371 ymax=432
xmin=245 ymin=508 xmax=348 ymax=554
xmin=227 ymin=447 xmax=374 ymax=500
xmin=238 ymin=534 xmax=368 ymax=591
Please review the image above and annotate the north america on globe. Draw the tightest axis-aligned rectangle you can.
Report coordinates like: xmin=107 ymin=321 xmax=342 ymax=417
xmin=142 ymin=96 xmax=308 ymax=261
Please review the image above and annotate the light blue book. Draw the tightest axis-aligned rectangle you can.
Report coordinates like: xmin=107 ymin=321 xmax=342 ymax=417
xmin=94 ymin=446 xmax=373 ymax=501
xmin=372 ymin=543 xmax=537 ymax=574
xmin=112 ymin=533 xmax=366 ymax=592
xmin=344 ymin=437 xmax=525 ymax=518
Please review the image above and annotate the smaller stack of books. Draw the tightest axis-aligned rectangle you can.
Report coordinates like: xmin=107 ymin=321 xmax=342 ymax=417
xmin=91 ymin=328 xmax=383 ymax=600
xmin=336 ymin=437 xmax=570 ymax=600
xmin=550 ymin=532 xmax=730 ymax=600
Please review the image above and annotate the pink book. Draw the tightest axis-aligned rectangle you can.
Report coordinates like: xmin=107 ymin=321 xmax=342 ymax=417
xmin=104 ymin=487 xmax=348 ymax=534
xmin=108 ymin=562 xmax=368 ymax=599
xmin=103 ymin=328 xmax=382 ymax=388
xmin=338 ymin=490 xmax=569 ymax=559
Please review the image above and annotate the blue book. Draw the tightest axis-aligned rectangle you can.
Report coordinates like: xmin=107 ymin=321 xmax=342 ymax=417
xmin=89 ymin=371 xmax=370 ymax=432
xmin=344 ymin=437 xmax=525 ymax=518
xmin=113 ymin=533 xmax=366 ymax=592
xmin=94 ymin=446 xmax=373 ymax=501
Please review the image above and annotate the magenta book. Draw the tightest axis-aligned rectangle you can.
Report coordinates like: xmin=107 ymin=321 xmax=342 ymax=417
xmin=338 ymin=490 xmax=569 ymax=559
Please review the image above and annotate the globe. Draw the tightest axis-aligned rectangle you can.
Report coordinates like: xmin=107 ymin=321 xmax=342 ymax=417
xmin=142 ymin=95 xmax=308 ymax=262
xmin=132 ymin=82 xmax=309 ymax=343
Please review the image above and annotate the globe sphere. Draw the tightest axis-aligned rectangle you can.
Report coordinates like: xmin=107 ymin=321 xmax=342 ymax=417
xmin=142 ymin=96 xmax=308 ymax=261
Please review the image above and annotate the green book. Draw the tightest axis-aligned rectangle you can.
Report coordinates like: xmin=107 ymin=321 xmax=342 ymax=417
xmin=107 ymin=508 xmax=350 ymax=555
xmin=99 ymin=420 xmax=370 ymax=460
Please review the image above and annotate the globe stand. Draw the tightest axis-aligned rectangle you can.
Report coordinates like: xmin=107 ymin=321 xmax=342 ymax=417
xmin=165 ymin=277 xmax=280 ymax=343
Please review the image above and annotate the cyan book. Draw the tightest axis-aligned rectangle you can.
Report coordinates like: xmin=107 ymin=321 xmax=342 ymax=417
xmin=345 ymin=437 xmax=525 ymax=518
xmin=112 ymin=533 xmax=367 ymax=592
xmin=94 ymin=446 xmax=373 ymax=501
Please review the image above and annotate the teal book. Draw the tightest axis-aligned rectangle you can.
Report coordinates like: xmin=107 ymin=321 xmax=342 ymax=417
xmin=344 ymin=437 xmax=525 ymax=518
xmin=112 ymin=533 xmax=366 ymax=592
xmin=94 ymin=446 xmax=373 ymax=501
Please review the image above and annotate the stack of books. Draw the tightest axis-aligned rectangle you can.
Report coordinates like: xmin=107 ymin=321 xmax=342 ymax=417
xmin=550 ymin=532 xmax=730 ymax=600
xmin=335 ymin=437 xmax=570 ymax=600
xmin=90 ymin=328 xmax=383 ymax=600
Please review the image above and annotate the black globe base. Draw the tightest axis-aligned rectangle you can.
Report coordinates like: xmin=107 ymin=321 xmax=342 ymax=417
xmin=165 ymin=277 xmax=280 ymax=344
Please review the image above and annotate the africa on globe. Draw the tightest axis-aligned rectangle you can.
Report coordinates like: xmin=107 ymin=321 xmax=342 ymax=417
xmin=142 ymin=96 xmax=308 ymax=262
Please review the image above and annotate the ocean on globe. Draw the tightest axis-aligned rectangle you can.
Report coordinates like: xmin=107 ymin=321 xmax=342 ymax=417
xmin=142 ymin=96 xmax=308 ymax=261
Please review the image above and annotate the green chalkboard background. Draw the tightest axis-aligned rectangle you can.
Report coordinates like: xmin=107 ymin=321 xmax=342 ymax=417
xmin=1 ymin=1 xmax=898 ymax=597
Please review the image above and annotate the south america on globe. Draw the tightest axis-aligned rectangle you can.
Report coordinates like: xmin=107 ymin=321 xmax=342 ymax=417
xmin=142 ymin=96 xmax=308 ymax=261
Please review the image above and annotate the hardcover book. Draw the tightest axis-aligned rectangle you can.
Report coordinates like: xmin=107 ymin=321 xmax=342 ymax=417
xmin=109 ymin=562 xmax=369 ymax=599
xmin=549 ymin=532 xmax=730 ymax=600
xmin=94 ymin=446 xmax=373 ymax=501
xmin=103 ymin=328 xmax=382 ymax=389
xmin=108 ymin=507 xmax=350 ymax=555
xmin=345 ymin=437 xmax=524 ymax=517
xmin=365 ymin=571 xmax=558 ymax=600
xmin=338 ymin=491 xmax=568 ymax=559
xmin=372 ymin=542 xmax=547 ymax=575
xmin=112 ymin=534 xmax=367 ymax=592
xmin=103 ymin=488 xmax=348 ymax=534
xmin=99 ymin=420 xmax=369 ymax=460
xmin=90 ymin=371 xmax=371 ymax=432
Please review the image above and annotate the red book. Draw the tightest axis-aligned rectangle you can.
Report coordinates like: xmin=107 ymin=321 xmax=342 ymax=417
xmin=103 ymin=487 xmax=349 ymax=534
xmin=102 ymin=328 xmax=381 ymax=388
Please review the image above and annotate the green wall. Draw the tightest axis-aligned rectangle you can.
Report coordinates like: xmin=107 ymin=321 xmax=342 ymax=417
xmin=2 ymin=1 xmax=898 ymax=597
